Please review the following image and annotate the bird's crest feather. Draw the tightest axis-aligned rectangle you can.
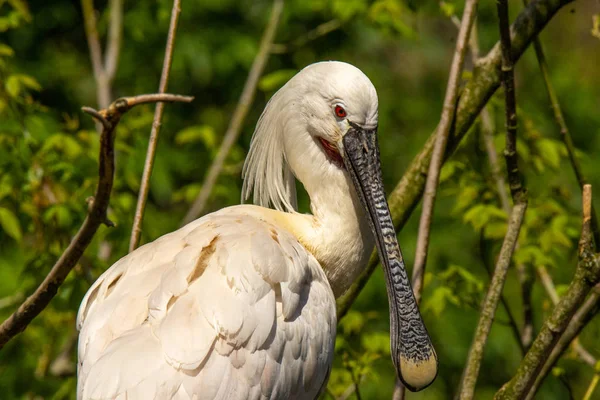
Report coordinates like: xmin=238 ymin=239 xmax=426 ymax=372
xmin=242 ymin=88 xmax=298 ymax=213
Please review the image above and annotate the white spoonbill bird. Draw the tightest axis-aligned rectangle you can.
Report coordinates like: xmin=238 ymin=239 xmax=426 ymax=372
xmin=77 ymin=61 xmax=437 ymax=400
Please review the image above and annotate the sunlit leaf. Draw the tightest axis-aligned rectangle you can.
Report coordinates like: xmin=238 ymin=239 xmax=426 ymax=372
xmin=535 ymin=138 xmax=562 ymax=169
xmin=361 ymin=332 xmax=390 ymax=355
xmin=339 ymin=310 xmax=364 ymax=335
xmin=0 ymin=207 xmax=22 ymax=241
xmin=332 ymin=0 xmax=368 ymax=21
xmin=0 ymin=44 xmax=14 ymax=57
xmin=6 ymin=75 xmax=21 ymax=97
xmin=175 ymin=125 xmax=216 ymax=148
xmin=258 ymin=69 xmax=297 ymax=92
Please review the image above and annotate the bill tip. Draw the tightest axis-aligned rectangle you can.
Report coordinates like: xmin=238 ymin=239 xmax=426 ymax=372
xmin=398 ymin=353 xmax=438 ymax=392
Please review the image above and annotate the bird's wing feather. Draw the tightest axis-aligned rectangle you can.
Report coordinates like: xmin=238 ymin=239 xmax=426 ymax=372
xmin=77 ymin=207 xmax=336 ymax=400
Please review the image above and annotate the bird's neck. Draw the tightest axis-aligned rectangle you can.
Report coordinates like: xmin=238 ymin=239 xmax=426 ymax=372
xmin=295 ymin=168 xmax=375 ymax=298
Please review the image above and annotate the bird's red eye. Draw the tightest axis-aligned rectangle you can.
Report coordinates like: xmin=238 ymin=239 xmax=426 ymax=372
xmin=334 ymin=105 xmax=346 ymax=118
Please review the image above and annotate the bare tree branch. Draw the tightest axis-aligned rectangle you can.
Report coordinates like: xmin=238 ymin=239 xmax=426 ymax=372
xmin=536 ymin=264 xmax=597 ymax=367
xmin=464 ymin=13 xmax=535 ymax=352
xmin=479 ymin=234 xmax=527 ymax=354
xmin=337 ymin=0 xmax=574 ymax=320
xmin=463 ymin=13 xmax=533 ymax=354
xmin=481 ymin=98 xmax=534 ymax=351
xmin=129 ymin=0 xmax=182 ymax=251
xmin=457 ymin=1 xmax=530 ymax=397
xmin=181 ymin=0 xmax=284 ymax=225
xmin=0 ymin=93 xmax=190 ymax=350
xmin=457 ymin=203 xmax=527 ymax=400
xmin=525 ymin=284 xmax=600 ymax=399
xmin=412 ymin=0 xmax=479 ymax=303
xmin=496 ymin=3 xmax=525 ymax=205
xmin=496 ymin=185 xmax=600 ymax=399
xmin=81 ymin=0 xmax=123 ymax=264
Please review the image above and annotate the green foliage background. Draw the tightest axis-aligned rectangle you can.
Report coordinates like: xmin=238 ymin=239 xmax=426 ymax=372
xmin=1 ymin=0 xmax=599 ymax=398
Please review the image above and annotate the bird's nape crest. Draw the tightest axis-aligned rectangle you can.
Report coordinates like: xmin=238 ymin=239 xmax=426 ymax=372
xmin=242 ymin=88 xmax=298 ymax=213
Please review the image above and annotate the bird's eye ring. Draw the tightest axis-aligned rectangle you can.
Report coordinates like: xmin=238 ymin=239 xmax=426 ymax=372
xmin=334 ymin=105 xmax=347 ymax=119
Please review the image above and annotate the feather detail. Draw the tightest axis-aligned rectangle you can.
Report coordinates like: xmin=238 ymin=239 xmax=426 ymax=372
xmin=77 ymin=207 xmax=336 ymax=400
xmin=242 ymin=88 xmax=298 ymax=213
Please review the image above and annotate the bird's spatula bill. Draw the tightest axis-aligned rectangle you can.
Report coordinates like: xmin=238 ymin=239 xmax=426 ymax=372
xmin=342 ymin=122 xmax=438 ymax=392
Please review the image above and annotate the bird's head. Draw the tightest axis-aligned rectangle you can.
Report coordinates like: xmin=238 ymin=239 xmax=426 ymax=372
xmin=292 ymin=61 xmax=379 ymax=168
xmin=242 ymin=61 xmax=379 ymax=212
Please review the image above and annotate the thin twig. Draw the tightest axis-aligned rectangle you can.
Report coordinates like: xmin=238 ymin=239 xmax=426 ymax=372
xmin=0 ymin=94 xmax=189 ymax=350
xmin=456 ymin=202 xmax=527 ymax=400
xmin=457 ymin=2 xmax=530 ymax=397
xmin=392 ymin=378 xmax=406 ymax=400
xmin=181 ymin=0 xmax=284 ymax=225
xmin=496 ymin=2 xmax=525 ymax=204
xmin=0 ymin=293 xmax=24 ymax=311
xmin=496 ymin=185 xmax=600 ymax=399
xmin=81 ymin=11 xmax=107 ymax=105
xmin=537 ymin=265 xmax=559 ymax=303
xmin=583 ymin=374 xmax=600 ymax=400
xmin=49 ymin=332 xmax=78 ymax=377
xmin=336 ymin=0 xmax=575 ymax=320
xmin=525 ymin=284 xmax=600 ymax=399
xmin=412 ymin=0 xmax=479 ymax=302
xmin=479 ymin=234 xmax=527 ymax=354
xmin=464 ymin=13 xmax=533 ymax=353
xmin=482 ymin=99 xmax=534 ymax=350
xmin=81 ymin=0 xmax=123 ymax=109
xmin=81 ymin=0 xmax=123 ymax=262
xmin=481 ymin=109 xmax=510 ymax=214
xmin=270 ymin=19 xmax=341 ymax=54
xmin=518 ymin=0 xmax=600 ymax=352
xmin=522 ymin=0 xmax=600 ymax=247
xmin=104 ymin=0 xmax=123 ymax=81
xmin=536 ymin=264 xmax=597 ymax=366
xmin=518 ymin=265 xmax=534 ymax=349
xmin=129 ymin=0 xmax=182 ymax=251
xmin=336 ymin=384 xmax=356 ymax=400
xmin=469 ymin=14 xmax=534 ymax=351
xmin=81 ymin=0 xmax=109 ymax=109
xmin=115 ymin=93 xmax=193 ymax=108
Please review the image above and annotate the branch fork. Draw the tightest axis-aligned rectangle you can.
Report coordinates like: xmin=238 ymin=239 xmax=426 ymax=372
xmin=0 ymin=93 xmax=192 ymax=350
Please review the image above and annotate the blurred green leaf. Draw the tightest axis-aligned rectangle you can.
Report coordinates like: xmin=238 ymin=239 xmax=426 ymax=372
xmin=0 ymin=207 xmax=22 ymax=241
xmin=332 ymin=0 xmax=368 ymax=21
xmin=339 ymin=310 xmax=365 ymax=335
xmin=369 ymin=0 xmax=414 ymax=36
xmin=175 ymin=125 xmax=217 ymax=148
xmin=535 ymin=138 xmax=562 ymax=169
xmin=0 ymin=44 xmax=14 ymax=57
xmin=439 ymin=1 xmax=456 ymax=18
xmin=362 ymin=332 xmax=390 ymax=355
xmin=258 ymin=69 xmax=297 ymax=92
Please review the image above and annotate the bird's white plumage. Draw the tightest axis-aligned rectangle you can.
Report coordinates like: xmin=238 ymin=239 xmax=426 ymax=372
xmin=77 ymin=207 xmax=336 ymax=400
xmin=78 ymin=61 xmax=382 ymax=399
